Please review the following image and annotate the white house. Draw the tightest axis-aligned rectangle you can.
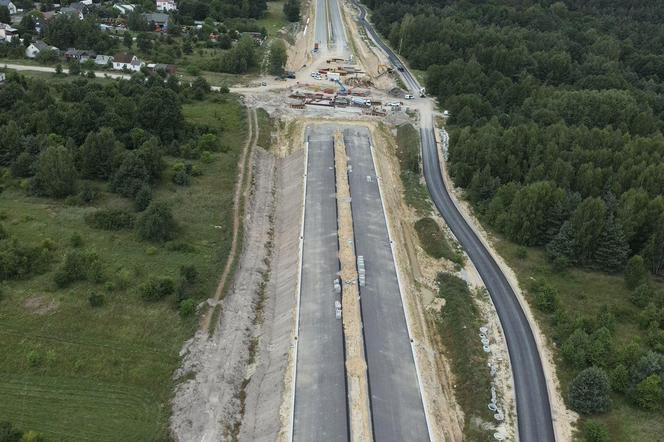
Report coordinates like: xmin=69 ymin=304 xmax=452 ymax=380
xmin=94 ymin=54 xmax=113 ymax=66
xmin=0 ymin=22 xmax=18 ymax=42
xmin=113 ymin=4 xmax=136 ymax=15
xmin=112 ymin=52 xmax=143 ymax=71
xmin=25 ymin=40 xmax=58 ymax=59
xmin=156 ymin=0 xmax=176 ymax=12
xmin=59 ymin=2 xmax=87 ymax=20
xmin=0 ymin=0 xmax=17 ymax=15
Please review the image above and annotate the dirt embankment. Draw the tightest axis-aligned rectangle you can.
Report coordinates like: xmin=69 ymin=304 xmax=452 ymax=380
xmin=240 ymin=150 xmax=305 ymax=442
xmin=170 ymin=146 xmax=277 ymax=442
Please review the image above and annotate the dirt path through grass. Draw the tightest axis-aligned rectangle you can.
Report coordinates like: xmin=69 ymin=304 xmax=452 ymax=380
xmin=202 ymin=107 xmax=258 ymax=332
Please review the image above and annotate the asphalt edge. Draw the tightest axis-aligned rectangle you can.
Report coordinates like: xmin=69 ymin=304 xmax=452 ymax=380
xmin=367 ymin=136 xmax=434 ymax=441
xmin=288 ymin=137 xmax=309 ymax=442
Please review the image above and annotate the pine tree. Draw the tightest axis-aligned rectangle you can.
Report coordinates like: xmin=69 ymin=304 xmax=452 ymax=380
xmin=546 ymin=221 xmax=576 ymax=269
xmin=593 ymin=215 xmax=629 ymax=272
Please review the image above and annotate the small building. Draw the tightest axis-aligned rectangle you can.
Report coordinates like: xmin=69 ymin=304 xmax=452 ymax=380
xmin=156 ymin=0 xmax=176 ymax=12
xmin=59 ymin=2 xmax=88 ymax=20
xmin=0 ymin=72 xmax=6 ymax=83
xmin=64 ymin=48 xmax=96 ymax=61
xmin=113 ymin=4 xmax=136 ymax=15
xmin=142 ymin=12 xmax=169 ymax=28
xmin=112 ymin=52 xmax=143 ymax=71
xmin=147 ymin=62 xmax=176 ymax=75
xmin=25 ymin=40 xmax=58 ymax=58
xmin=0 ymin=0 xmax=17 ymax=15
xmin=94 ymin=54 xmax=113 ymax=66
xmin=0 ymin=22 xmax=18 ymax=42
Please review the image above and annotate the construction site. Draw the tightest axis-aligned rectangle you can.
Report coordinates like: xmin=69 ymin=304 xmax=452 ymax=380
xmin=169 ymin=0 xmax=575 ymax=441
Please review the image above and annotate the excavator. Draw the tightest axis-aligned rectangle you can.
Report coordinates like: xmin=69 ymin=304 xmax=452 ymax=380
xmin=376 ymin=64 xmax=394 ymax=77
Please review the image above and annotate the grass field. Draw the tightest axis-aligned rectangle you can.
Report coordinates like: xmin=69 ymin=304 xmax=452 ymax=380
xmin=256 ymin=108 xmax=273 ymax=149
xmin=0 ymin=95 xmax=247 ymax=440
xmin=496 ymin=239 xmax=664 ymax=441
xmin=257 ymin=1 xmax=288 ymax=37
xmin=414 ymin=217 xmax=462 ymax=266
xmin=434 ymin=273 xmax=491 ymax=439
xmin=395 ymin=124 xmax=431 ymax=215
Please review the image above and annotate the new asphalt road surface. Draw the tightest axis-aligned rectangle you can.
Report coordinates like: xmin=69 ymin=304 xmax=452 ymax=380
xmin=420 ymin=128 xmax=556 ymax=442
xmin=352 ymin=1 xmax=556 ymax=439
xmin=293 ymin=126 xmax=349 ymax=442
xmin=345 ymin=127 xmax=429 ymax=442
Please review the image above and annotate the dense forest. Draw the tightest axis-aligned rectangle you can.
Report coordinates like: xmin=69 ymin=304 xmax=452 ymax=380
xmin=365 ymin=0 xmax=664 ymax=432
xmin=368 ymin=0 xmax=664 ymax=276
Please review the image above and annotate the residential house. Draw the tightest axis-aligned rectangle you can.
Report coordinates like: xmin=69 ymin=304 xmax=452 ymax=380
xmin=147 ymin=63 xmax=176 ymax=75
xmin=0 ymin=0 xmax=17 ymax=15
xmin=59 ymin=2 xmax=88 ymax=20
xmin=94 ymin=54 xmax=113 ymax=66
xmin=156 ymin=0 xmax=176 ymax=12
xmin=112 ymin=52 xmax=143 ymax=71
xmin=113 ymin=4 xmax=135 ymax=15
xmin=64 ymin=48 xmax=96 ymax=62
xmin=142 ymin=12 xmax=169 ymax=29
xmin=25 ymin=40 xmax=58 ymax=58
xmin=0 ymin=22 xmax=18 ymax=42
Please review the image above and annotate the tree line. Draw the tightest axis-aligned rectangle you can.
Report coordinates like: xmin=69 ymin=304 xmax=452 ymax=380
xmin=364 ymin=0 xmax=664 ymax=427
xmin=366 ymin=0 xmax=664 ymax=277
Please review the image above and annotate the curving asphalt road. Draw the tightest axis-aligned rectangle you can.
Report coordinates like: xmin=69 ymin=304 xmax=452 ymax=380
xmin=352 ymin=2 xmax=556 ymax=441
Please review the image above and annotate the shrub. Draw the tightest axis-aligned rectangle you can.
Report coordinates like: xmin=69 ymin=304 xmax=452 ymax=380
xmin=84 ymin=209 xmax=134 ymax=231
xmin=625 ymin=255 xmax=648 ymax=289
xmin=414 ymin=217 xmax=462 ymax=265
xmin=172 ymin=165 xmax=191 ymax=186
xmin=70 ymin=233 xmax=83 ymax=248
xmin=568 ymin=367 xmax=611 ymax=414
xmin=198 ymin=133 xmax=220 ymax=152
xmin=140 ymin=277 xmax=175 ymax=302
xmin=180 ymin=265 xmax=198 ymax=284
xmin=134 ymin=185 xmax=152 ymax=212
xmin=631 ymin=283 xmax=653 ymax=308
xmin=88 ymin=292 xmax=105 ymax=308
xmin=610 ymin=364 xmax=629 ymax=393
xmin=179 ymin=298 xmax=196 ymax=317
xmin=0 ymin=421 xmax=23 ymax=441
xmin=582 ymin=420 xmax=608 ymax=442
xmin=53 ymin=250 xmax=103 ymax=288
xmin=633 ymin=374 xmax=664 ymax=410
xmin=0 ymin=239 xmax=49 ymax=281
xmin=136 ymin=202 xmax=178 ymax=242
xmin=533 ymin=281 xmax=558 ymax=313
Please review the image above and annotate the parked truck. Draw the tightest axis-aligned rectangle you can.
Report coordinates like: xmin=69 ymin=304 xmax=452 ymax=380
xmin=419 ymin=87 xmax=426 ymax=97
xmin=351 ymin=97 xmax=371 ymax=107
xmin=314 ymin=42 xmax=319 ymax=52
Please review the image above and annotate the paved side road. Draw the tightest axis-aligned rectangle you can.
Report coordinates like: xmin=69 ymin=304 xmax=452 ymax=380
xmin=293 ymin=126 xmax=349 ymax=442
xmin=345 ymin=127 xmax=429 ymax=442
xmin=420 ymin=128 xmax=555 ymax=442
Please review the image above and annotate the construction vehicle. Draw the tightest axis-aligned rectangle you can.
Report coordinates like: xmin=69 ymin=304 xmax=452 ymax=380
xmin=376 ymin=64 xmax=394 ymax=77
xmin=333 ymin=79 xmax=347 ymax=95
xmin=419 ymin=87 xmax=426 ymax=97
